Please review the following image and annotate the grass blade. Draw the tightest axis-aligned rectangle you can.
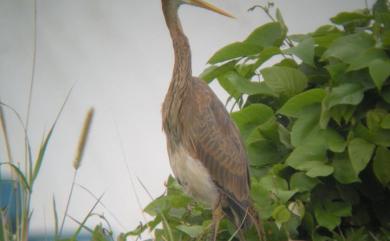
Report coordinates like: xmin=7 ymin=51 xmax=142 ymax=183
xmin=31 ymin=86 xmax=73 ymax=185
xmin=0 ymin=163 xmax=30 ymax=192
xmin=70 ymin=193 xmax=104 ymax=241
xmin=53 ymin=196 xmax=59 ymax=240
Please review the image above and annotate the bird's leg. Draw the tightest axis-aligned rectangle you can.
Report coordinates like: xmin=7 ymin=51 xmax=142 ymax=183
xmin=211 ymin=202 xmax=224 ymax=241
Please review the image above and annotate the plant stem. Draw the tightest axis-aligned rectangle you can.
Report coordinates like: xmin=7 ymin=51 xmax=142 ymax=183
xmin=59 ymin=171 xmax=78 ymax=237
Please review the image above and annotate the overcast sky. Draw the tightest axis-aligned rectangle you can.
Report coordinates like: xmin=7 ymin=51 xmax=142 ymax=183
xmin=0 ymin=0 xmax=373 ymax=237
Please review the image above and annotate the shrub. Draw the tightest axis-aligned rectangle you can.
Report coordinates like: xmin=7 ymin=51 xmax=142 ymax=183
xmin=130 ymin=1 xmax=390 ymax=240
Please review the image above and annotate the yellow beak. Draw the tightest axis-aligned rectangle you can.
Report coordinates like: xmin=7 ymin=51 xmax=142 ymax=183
xmin=189 ymin=0 xmax=235 ymax=18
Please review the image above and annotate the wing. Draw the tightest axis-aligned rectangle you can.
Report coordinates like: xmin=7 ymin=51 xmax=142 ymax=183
xmin=180 ymin=77 xmax=250 ymax=204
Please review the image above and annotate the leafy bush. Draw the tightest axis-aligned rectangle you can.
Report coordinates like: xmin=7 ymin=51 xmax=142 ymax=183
xmin=131 ymin=1 xmax=390 ymax=240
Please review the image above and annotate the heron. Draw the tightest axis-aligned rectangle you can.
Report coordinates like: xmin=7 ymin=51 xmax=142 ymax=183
xmin=161 ymin=0 xmax=265 ymax=240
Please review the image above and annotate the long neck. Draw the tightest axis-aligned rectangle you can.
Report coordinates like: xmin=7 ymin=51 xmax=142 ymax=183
xmin=162 ymin=0 xmax=192 ymax=93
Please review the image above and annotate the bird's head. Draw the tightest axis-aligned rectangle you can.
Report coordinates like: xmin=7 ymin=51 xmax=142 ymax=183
xmin=164 ymin=0 xmax=234 ymax=18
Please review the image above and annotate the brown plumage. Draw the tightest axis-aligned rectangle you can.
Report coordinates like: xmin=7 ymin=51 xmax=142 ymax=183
xmin=161 ymin=0 xmax=265 ymax=240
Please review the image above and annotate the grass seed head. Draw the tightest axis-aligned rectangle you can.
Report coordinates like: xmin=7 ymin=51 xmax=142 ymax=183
xmin=73 ymin=107 xmax=94 ymax=170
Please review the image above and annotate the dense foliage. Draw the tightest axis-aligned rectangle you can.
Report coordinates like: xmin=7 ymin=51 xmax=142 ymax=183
xmin=129 ymin=1 xmax=390 ymax=240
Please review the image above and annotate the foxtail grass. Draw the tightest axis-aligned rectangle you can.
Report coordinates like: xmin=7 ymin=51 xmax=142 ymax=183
xmin=58 ymin=107 xmax=94 ymax=237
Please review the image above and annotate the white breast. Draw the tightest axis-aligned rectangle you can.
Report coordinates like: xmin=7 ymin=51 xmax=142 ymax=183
xmin=168 ymin=145 xmax=219 ymax=208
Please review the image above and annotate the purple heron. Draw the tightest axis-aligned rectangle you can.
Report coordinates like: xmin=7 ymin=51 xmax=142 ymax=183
xmin=161 ymin=0 xmax=265 ymax=240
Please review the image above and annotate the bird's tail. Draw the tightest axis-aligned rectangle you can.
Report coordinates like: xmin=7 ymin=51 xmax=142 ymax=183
xmin=223 ymin=198 xmax=266 ymax=241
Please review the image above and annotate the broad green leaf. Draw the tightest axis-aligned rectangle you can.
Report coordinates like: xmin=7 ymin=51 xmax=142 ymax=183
xmin=321 ymin=32 xmax=374 ymax=63
xmin=290 ymin=105 xmax=320 ymax=147
xmin=348 ymin=138 xmax=375 ymax=174
xmin=286 ymin=143 xmax=333 ymax=177
xmin=217 ymin=72 xmax=241 ymax=99
xmin=347 ymin=48 xmax=388 ymax=71
xmin=219 ymin=71 xmax=276 ymax=97
xmin=331 ymin=11 xmax=372 ymax=26
xmin=325 ymin=62 xmax=349 ymax=81
xmin=144 ymin=196 xmax=169 ymax=216
xmin=332 ymin=154 xmax=360 ymax=184
xmin=250 ymin=47 xmax=281 ymax=72
xmin=251 ymin=179 xmax=274 ymax=219
xmin=247 ymin=140 xmax=279 ymax=167
xmin=176 ymin=225 xmax=204 ymax=238
xmin=369 ymin=59 xmax=390 ymax=90
xmin=278 ymin=89 xmax=326 ymax=118
xmin=290 ymin=172 xmax=319 ymax=192
xmin=259 ymin=175 xmax=298 ymax=203
xmin=373 ymin=147 xmax=390 ymax=186
xmin=354 ymin=122 xmax=390 ymax=147
xmin=208 ymin=42 xmax=262 ymax=64
xmin=323 ymin=82 xmax=365 ymax=110
xmin=366 ymin=109 xmax=387 ymax=131
xmin=261 ymin=66 xmax=308 ymax=97
xmin=245 ymin=22 xmax=285 ymax=47
xmin=299 ymin=161 xmax=334 ymax=178
xmin=314 ymin=200 xmax=351 ymax=230
xmin=272 ymin=205 xmax=291 ymax=225
xmin=286 ymin=142 xmax=327 ymax=172
xmin=312 ymin=25 xmax=343 ymax=48
xmin=259 ymin=175 xmax=288 ymax=190
xmin=199 ymin=60 xmax=237 ymax=83
xmin=323 ymin=129 xmax=346 ymax=153
xmin=284 ymin=37 xmax=315 ymax=67
xmin=231 ymin=104 xmax=274 ymax=140
xmin=381 ymin=114 xmax=390 ymax=129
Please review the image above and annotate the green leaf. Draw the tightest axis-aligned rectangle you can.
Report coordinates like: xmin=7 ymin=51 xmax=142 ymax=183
xmin=331 ymin=11 xmax=372 ymax=26
xmin=314 ymin=200 xmax=351 ymax=230
xmin=199 ymin=60 xmax=237 ymax=83
xmin=369 ymin=59 xmax=390 ymax=90
xmin=208 ymin=42 xmax=262 ymax=64
xmin=231 ymin=104 xmax=274 ymax=140
xmin=176 ymin=225 xmax=204 ymax=238
xmin=245 ymin=22 xmax=285 ymax=47
xmin=259 ymin=175 xmax=298 ymax=203
xmin=144 ymin=196 xmax=169 ymax=216
xmin=321 ymin=32 xmax=375 ymax=63
xmin=219 ymin=71 xmax=276 ymax=97
xmin=348 ymin=138 xmax=375 ymax=174
xmin=284 ymin=37 xmax=315 ymax=67
xmin=247 ymin=140 xmax=279 ymax=168
xmin=250 ymin=47 xmax=282 ymax=72
xmin=323 ymin=129 xmax=346 ymax=153
xmin=261 ymin=66 xmax=308 ymax=97
xmin=373 ymin=147 xmax=390 ymax=186
xmin=332 ymin=154 xmax=360 ymax=184
xmin=300 ymin=161 xmax=334 ymax=178
xmin=251 ymin=179 xmax=274 ymax=219
xmin=272 ymin=205 xmax=291 ymax=225
xmin=290 ymin=105 xmax=321 ymax=147
xmin=323 ymin=82 xmax=365 ymax=109
xmin=290 ymin=172 xmax=319 ymax=192
xmin=381 ymin=114 xmax=390 ymax=129
xmin=347 ymin=48 xmax=388 ymax=71
xmin=354 ymin=122 xmax=390 ymax=147
xmin=278 ymin=88 xmax=326 ymax=118
xmin=286 ymin=142 xmax=327 ymax=173
xmin=366 ymin=109 xmax=387 ymax=131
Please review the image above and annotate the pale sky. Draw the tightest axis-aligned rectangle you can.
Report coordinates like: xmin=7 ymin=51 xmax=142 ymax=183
xmin=0 ymin=0 xmax=372 ymax=237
